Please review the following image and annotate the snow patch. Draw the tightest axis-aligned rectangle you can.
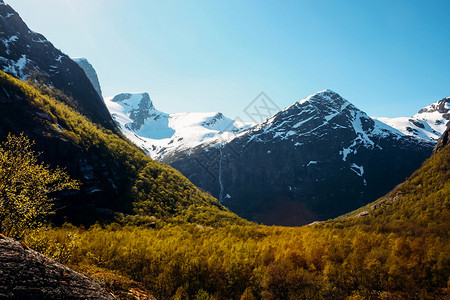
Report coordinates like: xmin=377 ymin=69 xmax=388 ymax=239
xmin=293 ymin=116 xmax=315 ymax=128
xmin=350 ymin=163 xmax=364 ymax=177
xmin=307 ymin=161 xmax=318 ymax=167
xmin=1 ymin=54 xmax=31 ymax=80
xmin=2 ymin=34 xmax=18 ymax=54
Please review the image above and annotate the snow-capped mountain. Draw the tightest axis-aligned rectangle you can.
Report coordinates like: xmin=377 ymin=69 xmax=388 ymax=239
xmin=170 ymin=90 xmax=434 ymax=226
xmin=241 ymin=89 xmax=406 ymax=161
xmin=0 ymin=1 xmax=114 ymax=130
xmin=104 ymin=92 xmax=253 ymax=160
xmin=374 ymin=97 xmax=450 ymax=141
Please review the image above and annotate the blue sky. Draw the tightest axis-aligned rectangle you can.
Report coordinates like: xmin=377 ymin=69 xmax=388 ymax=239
xmin=6 ymin=0 xmax=450 ymax=120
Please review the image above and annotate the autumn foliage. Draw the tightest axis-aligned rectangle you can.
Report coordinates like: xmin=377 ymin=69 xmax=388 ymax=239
xmin=0 ymin=71 xmax=448 ymax=299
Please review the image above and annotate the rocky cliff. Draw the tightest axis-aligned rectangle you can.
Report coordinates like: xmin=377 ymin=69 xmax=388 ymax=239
xmin=73 ymin=58 xmax=103 ymax=99
xmin=433 ymin=123 xmax=450 ymax=154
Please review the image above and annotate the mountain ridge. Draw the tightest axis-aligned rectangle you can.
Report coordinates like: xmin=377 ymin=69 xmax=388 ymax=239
xmin=73 ymin=57 xmax=103 ymax=99
xmin=169 ymin=90 xmax=434 ymax=225
xmin=0 ymin=3 xmax=115 ymax=131
xmin=104 ymin=91 xmax=253 ymax=160
xmin=373 ymin=96 xmax=450 ymax=141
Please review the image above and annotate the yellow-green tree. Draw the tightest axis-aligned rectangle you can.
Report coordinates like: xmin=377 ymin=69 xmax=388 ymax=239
xmin=0 ymin=133 xmax=79 ymax=238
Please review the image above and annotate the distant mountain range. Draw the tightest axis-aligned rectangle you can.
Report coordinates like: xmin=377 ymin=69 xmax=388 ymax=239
xmin=101 ymin=86 xmax=448 ymax=162
xmin=71 ymin=57 xmax=448 ymax=226
xmin=85 ymin=62 xmax=447 ymax=163
xmin=103 ymin=92 xmax=253 ymax=160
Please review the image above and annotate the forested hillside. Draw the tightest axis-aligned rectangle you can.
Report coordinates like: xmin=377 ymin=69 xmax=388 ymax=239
xmin=0 ymin=71 xmax=244 ymax=227
xmin=25 ymin=124 xmax=449 ymax=299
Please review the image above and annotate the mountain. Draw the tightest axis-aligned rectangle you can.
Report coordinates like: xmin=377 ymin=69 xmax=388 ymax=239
xmin=342 ymin=118 xmax=450 ymax=229
xmin=0 ymin=68 xmax=244 ymax=225
xmin=73 ymin=57 xmax=103 ymax=99
xmin=105 ymin=92 xmax=253 ymax=160
xmin=0 ymin=235 xmax=113 ymax=299
xmin=0 ymin=1 xmax=114 ymax=131
xmin=374 ymin=96 xmax=450 ymax=141
xmin=0 ymin=0 xmax=241 ymax=227
xmin=169 ymin=90 xmax=434 ymax=225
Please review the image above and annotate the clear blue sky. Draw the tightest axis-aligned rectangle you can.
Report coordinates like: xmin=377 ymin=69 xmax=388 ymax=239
xmin=6 ymin=0 xmax=450 ymax=120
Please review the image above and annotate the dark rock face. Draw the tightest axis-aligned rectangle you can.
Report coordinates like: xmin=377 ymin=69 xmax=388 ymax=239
xmin=433 ymin=123 xmax=450 ymax=154
xmin=170 ymin=90 xmax=434 ymax=226
xmin=417 ymin=97 xmax=450 ymax=117
xmin=0 ymin=2 xmax=115 ymax=131
xmin=202 ymin=113 xmax=226 ymax=129
xmin=73 ymin=58 xmax=103 ymax=99
xmin=0 ymin=236 xmax=113 ymax=299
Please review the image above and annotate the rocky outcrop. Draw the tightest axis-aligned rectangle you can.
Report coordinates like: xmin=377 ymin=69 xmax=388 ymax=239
xmin=433 ymin=123 xmax=450 ymax=154
xmin=0 ymin=235 xmax=113 ymax=299
xmin=73 ymin=58 xmax=103 ymax=99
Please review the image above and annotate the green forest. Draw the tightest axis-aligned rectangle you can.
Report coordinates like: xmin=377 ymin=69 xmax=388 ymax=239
xmin=0 ymin=71 xmax=449 ymax=299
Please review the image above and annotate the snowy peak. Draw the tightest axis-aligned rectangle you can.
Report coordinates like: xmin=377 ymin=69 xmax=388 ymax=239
xmin=416 ymin=97 xmax=450 ymax=115
xmin=202 ymin=112 xmax=226 ymax=128
xmin=297 ymin=89 xmax=342 ymax=105
xmin=109 ymin=93 xmax=170 ymax=136
xmin=242 ymin=90 xmax=410 ymax=164
xmin=258 ymin=90 xmax=382 ymax=141
xmin=111 ymin=93 xmax=155 ymax=114
xmin=375 ymin=96 xmax=450 ymax=141
xmin=105 ymin=92 xmax=253 ymax=160
xmin=0 ymin=3 xmax=54 ymax=80
xmin=285 ymin=89 xmax=358 ymax=122
xmin=201 ymin=112 xmax=241 ymax=132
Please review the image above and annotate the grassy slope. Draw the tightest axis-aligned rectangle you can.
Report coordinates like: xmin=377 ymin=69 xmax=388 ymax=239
xmin=27 ymin=129 xmax=449 ymax=299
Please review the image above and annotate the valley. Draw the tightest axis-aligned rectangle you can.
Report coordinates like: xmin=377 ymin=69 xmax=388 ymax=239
xmin=0 ymin=0 xmax=448 ymax=299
